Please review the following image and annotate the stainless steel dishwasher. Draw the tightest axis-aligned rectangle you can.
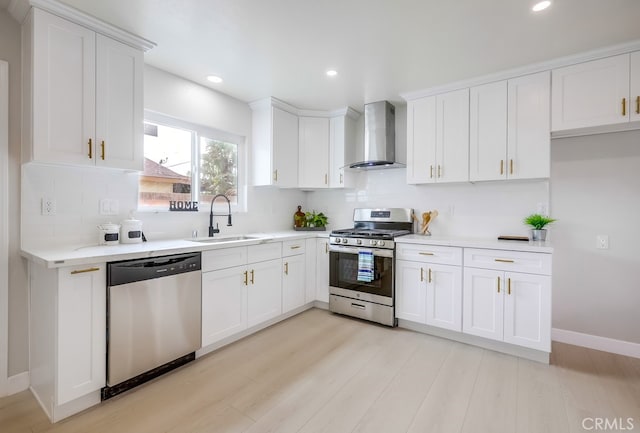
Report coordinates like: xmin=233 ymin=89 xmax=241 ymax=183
xmin=103 ymin=252 xmax=201 ymax=399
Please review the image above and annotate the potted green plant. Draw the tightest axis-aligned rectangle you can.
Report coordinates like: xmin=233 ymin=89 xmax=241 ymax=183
xmin=523 ymin=214 xmax=556 ymax=241
xmin=305 ymin=210 xmax=328 ymax=229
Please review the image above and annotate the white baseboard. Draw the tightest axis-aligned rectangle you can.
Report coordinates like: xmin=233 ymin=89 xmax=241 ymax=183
xmin=552 ymin=328 xmax=640 ymax=359
xmin=7 ymin=371 xmax=29 ymax=395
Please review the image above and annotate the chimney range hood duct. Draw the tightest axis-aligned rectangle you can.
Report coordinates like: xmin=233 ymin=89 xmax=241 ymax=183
xmin=349 ymin=100 xmax=404 ymax=169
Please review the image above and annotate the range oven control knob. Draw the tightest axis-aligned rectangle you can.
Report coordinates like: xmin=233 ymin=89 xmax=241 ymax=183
xmin=356 ymin=239 xmax=362 ymax=245
xmin=378 ymin=240 xmax=385 ymax=247
xmin=342 ymin=238 xmax=349 ymax=244
xmin=334 ymin=238 xmax=340 ymax=243
xmin=370 ymin=240 xmax=376 ymax=246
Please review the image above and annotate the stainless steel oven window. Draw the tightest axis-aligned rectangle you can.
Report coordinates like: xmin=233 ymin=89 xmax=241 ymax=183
xmin=329 ymin=249 xmax=394 ymax=298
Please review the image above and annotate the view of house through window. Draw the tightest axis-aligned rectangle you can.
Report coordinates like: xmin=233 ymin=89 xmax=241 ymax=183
xmin=139 ymin=114 xmax=240 ymax=210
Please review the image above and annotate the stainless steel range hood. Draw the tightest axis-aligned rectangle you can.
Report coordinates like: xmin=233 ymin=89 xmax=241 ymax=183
xmin=349 ymin=101 xmax=405 ymax=169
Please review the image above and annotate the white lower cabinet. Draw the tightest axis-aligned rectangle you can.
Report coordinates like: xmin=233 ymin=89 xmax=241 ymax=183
xmin=396 ymin=245 xmax=462 ymax=331
xmin=29 ymin=262 xmax=106 ymax=422
xmin=282 ymin=243 xmax=306 ymax=313
xmin=201 ymin=265 xmax=247 ymax=346
xmin=462 ymin=248 xmax=551 ymax=352
xmin=247 ymin=258 xmax=283 ymax=327
xmin=316 ymin=238 xmax=330 ymax=303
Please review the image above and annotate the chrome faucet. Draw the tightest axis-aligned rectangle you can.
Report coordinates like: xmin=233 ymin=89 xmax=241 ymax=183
xmin=208 ymin=194 xmax=232 ymax=237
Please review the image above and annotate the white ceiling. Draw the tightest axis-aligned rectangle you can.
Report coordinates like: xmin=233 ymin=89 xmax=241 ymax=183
xmin=27 ymin=0 xmax=640 ymax=110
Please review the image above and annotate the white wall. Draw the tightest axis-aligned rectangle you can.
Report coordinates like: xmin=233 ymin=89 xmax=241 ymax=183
xmin=21 ymin=66 xmax=306 ymax=249
xmin=550 ymin=130 xmax=640 ymax=344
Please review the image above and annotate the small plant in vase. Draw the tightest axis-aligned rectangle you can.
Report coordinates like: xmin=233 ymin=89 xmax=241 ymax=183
xmin=305 ymin=211 xmax=328 ymax=229
xmin=523 ymin=214 xmax=556 ymax=241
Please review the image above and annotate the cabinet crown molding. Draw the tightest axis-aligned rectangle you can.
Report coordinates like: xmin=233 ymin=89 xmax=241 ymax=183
xmin=21 ymin=0 xmax=156 ymax=51
xmin=249 ymin=96 xmax=360 ymax=119
xmin=402 ymin=38 xmax=640 ymax=101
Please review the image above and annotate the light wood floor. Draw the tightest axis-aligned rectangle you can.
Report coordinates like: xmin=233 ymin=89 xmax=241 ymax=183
xmin=2 ymin=308 xmax=640 ymax=433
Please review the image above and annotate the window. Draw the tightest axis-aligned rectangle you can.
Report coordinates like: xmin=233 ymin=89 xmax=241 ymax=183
xmin=139 ymin=111 xmax=244 ymax=211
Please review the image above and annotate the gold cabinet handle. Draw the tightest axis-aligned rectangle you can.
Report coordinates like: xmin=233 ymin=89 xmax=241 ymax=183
xmin=419 ymin=252 xmax=434 ymax=256
xmin=438 ymin=165 xmax=442 ymax=178
xmin=500 ymin=160 xmax=504 ymax=175
xmin=497 ymin=276 xmax=501 ymax=293
xmin=495 ymin=258 xmax=514 ymax=263
xmin=243 ymin=270 xmax=248 ymax=285
xmin=507 ymin=278 xmax=512 ymax=295
xmin=622 ymin=98 xmax=627 ymax=116
xmin=636 ymin=96 xmax=640 ymax=114
xmin=509 ymin=159 xmax=513 ymax=175
xmin=428 ymin=268 xmax=432 ymax=283
xmin=284 ymin=262 xmax=289 ymax=275
xmin=430 ymin=165 xmax=434 ymax=179
xmin=325 ymin=242 xmax=328 ymax=253
xmin=273 ymin=170 xmax=278 ymax=182
xmin=88 ymin=138 xmax=93 ymax=159
xmin=340 ymin=173 xmax=343 ymax=184
xmin=70 ymin=267 xmax=100 ymax=275
xmin=420 ymin=267 xmax=424 ymax=282
xmin=290 ymin=245 xmax=301 ymax=250
xmin=250 ymin=269 xmax=255 ymax=284
xmin=100 ymin=140 xmax=105 ymax=160
xmin=324 ymin=173 xmax=328 ymax=185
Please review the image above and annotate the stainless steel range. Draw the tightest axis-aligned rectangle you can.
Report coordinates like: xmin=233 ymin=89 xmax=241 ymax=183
xmin=329 ymin=208 xmax=413 ymax=326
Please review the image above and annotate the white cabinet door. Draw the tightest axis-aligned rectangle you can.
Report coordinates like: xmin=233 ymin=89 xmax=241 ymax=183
xmin=201 ymin=266 xmax=247 ymax=346
xmin=436 ymin=89 xmax=469 ymax=183
xmin=469 ymin=81 xmax=507 ymax=182
xmin=507 ymin=71 xmax=551 ymax=180
xmin=329 ymin=114 xmax=357 ymax=188
xmin=247 ymin=258 xmax=282 ymax=327
xmin=503 ymin=272 xmax=551 ymax=352
xmin=272 ymin=107 xmax=299 ymax=187
xmin=298 ymin=116 xmax=329 ymax=188
xmin=462 ymin=267 xmax=504 ymax=342
xmin=631 ymin=51 xmax=640 ymax=122
xmin=316 ymin=239 xmax=330 ymax=303
xmin=57 ymin=265 xmax=105 ymax=405
xmin=305 ymin=238 xmax=317 ymax=303
xmin=395 ymin=260 xmax=426 ymax=323
xmin=95 ymin=35 xmax=143 ymax=170
xmin=406 ymin=97 xmax=437 ymax=184
xmin=425 ymin=263 xmax=462 ymax=332
xmin=552 ymin=54 xmax=630 ymax=131
xmin=31 ymin=8 xmax=96 ymax=166
xmin=282 ymin=254 xmax=306 ymax=313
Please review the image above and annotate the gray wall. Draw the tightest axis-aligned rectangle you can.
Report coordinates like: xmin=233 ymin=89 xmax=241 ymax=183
xmin=551 ymin=130 xmax=640 ymax=343
xmin=0 ymin=8 xmax=29 ymax=376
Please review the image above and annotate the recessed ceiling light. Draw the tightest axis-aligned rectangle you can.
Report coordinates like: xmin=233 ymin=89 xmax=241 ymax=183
xmin=326 ymin=70 xmax=338 ymax=77
xmin=206 ymin=75 xmax=223 ymax=84
xmin=532 ymin=1 xmax=551 ymax=12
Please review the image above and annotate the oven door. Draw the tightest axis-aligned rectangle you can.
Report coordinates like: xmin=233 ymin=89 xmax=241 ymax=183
xmin=329 ymin=244 xmax=394 ymax=306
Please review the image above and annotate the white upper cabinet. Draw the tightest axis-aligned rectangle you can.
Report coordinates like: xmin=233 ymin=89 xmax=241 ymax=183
xmin=251 ymin=99 xmax=299 ymax=187
xmin=329 ymin=112 xmax=358 ymax=188
xmin=551 ymin=54 xmax=631 ymax=131
xmin=298 ymin=116 xmax=330 ymax=188
xmin=24 ymin=8 xmax=145 ymax=170
xmin=631 ymin=51 xmax=640 ymax=122
xmin=470 ymin=71 xmax=550 ymax=181
xmin=407 ymin=89 xmax=469 ymax=184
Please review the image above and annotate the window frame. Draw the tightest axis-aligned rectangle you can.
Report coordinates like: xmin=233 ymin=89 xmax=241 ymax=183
xmin=139 ymin=110 xmax=246 ymax=213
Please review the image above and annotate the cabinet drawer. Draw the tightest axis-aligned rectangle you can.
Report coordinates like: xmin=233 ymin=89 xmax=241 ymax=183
xmin=248 ymin=242 xmax=282 ymax=263
xmin=396 ymin=243 xmax=462 ymax=266
xmin=464 ymin=248 xmax=551 ymax=275
xmin=282 ymin=239 xmax=306 ymax=257
xmin=202 ymin=247 xmax=248 ymax=272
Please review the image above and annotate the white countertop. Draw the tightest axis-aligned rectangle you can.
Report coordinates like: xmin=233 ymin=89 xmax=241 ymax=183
xmin=22 ymin=230 xmax=325 ymax=268
xmin=396 ymin=234 xmax=553 ymax=253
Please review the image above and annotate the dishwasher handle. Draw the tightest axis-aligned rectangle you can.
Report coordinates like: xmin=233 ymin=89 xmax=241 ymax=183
xmin=108 ymin=252 xmax=201 ymax=286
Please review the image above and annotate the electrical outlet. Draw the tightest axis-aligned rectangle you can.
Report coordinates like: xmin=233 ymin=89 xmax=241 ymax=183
xmin=596 ymin=235 xmax=609 ymax=249
xmin=41 ymin=197 xmax=56 ymax=216
xmin=100 ymin=199 xmax=119 ymax=216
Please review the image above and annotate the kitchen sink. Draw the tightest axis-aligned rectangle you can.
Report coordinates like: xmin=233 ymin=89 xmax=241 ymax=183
xmin=189 ymin=235 xmax=263 ymax=244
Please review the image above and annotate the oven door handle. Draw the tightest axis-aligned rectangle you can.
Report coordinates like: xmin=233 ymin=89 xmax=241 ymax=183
xmin=328 ymin=245 xmax=394 ymax=258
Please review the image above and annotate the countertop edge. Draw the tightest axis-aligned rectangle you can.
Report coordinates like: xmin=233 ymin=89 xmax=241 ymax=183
xmin=395 ymin=235 xmax=554 ymax=253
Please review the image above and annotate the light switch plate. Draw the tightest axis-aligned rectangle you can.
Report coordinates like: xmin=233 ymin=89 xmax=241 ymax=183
xmin=596 ymin=235 xmax=609 ymax=249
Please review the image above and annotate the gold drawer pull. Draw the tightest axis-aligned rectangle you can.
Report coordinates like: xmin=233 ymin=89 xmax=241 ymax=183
xmin=497 ymin=276 xmax=501 ymax=293
xmin=290 ymin=245 xmax=301 ymax=250
xmin=430 ymin=165 xmax=434 ymax=179
xmin=250 ymin=269 xmax=255 ymax=284
xmin=243 ymin=270 xmax=248 ymax=285
xmin=88 ymin=138 xmax=93 ymax=159
xmin=507 ymin=278 xmax=512 ymax=295
xmin=420 ymin=268 xmax=424 ymax=282
xmin=100 ymin=140 xmax=105 ymax=160
xmin=500 ymin=160 xmax=504 ymax=175
xmin=636 ymin=96 xmax=640 ymax=114
xmin=428 ymin=268 xmax=432 ymax=283
xmin=419 ymin=252 xmax=434 ymax=256
xmin=509 ymin=159 xmax=513 ymax=175
xmin=622 ymin=98 xmax=627 ymax=116
xmin=438 ymin=165 xmax=442 ymax=178
xmin=273 ymin=170 xmax=278 ymax=182
xmin=70 ymin=267 xmax=100 ymax=275
xmin=495 ymin=258 xmax=514 ymax=263
xmin=284 ymin=262 xmax=289 ymax=275
xmin=340 ymin=173 xmax=343 ymax=184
